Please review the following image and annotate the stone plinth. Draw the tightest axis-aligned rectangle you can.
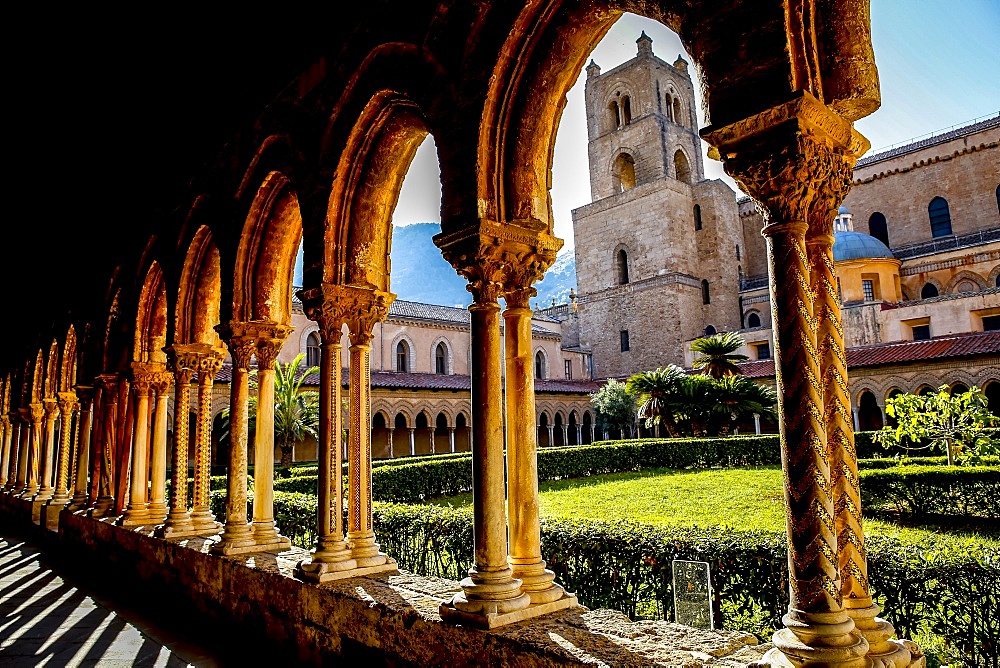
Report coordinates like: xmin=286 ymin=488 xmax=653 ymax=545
xmin=50 ymin=511 xmax=768 ymax=666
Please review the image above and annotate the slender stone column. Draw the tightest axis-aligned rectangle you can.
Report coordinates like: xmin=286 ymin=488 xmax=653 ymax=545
xmin=91 ymin=375 xmax=118 ymax=517
xmin=576 ymin=425 xmax=583 ymax=445
xmin=49 ymin=394 xmax=78 ymax=508
xmin=189 ymin=351 xmax=223 ymax=534
xmin=0 ymin=415 xmax=12 ymax=489
xmin=705 ymin=93 xmax=871 ymax=665
xmin=119 ymin=373 xmax=152 ymax=526
xmin=155 ymin=354 xmax=196 ymax=537
xmin=343 ymin=287 xmax=396 ymax=572
xmin=546 ymin=425 xmax=554 ymax=448
xmin=87 ymin=385 xmax=104 ymax=506
xmin=387 ymin=428 xmax=394 ymax=458
xmin=35 ymin=399 xmax=59 ymax=501
xmin=408 ymin=428 xmax=415 ymax=456
xmin=503 ymin=289 xmax=574 ymax=609
xmin=68 ymin=388 xmax=93 ymax=510
xmin=250 ymin=334 xmax=291 ymax=551
xmin=22 ymin=403 xmax=45 ymax=498
xmin=809 ymin=214 xmax=911 ymax=666
xmin=212 ymin=330 xmax=257 ymax=554
xmin=295 ymin=299 xmax=358 ymax=579
xmin=13 ymin=410 xmax=31 ymax=494
xmin=146 ymin=376 xmax=171 ymax=523
xmin=448 ymin=427 xmax=455 ymax=453
xmin=428 ymin=427 xmax=435 ymax=454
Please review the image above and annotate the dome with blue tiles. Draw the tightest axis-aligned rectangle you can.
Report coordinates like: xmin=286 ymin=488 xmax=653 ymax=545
xmin=833 ymin=230 xmax=895 ymax=261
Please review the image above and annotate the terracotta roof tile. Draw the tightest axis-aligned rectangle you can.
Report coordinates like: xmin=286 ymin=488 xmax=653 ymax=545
xmin=856 ymin=114 xmax=999 ymax=168
xmin=739 ymin=331 xmax=1000 ymax=379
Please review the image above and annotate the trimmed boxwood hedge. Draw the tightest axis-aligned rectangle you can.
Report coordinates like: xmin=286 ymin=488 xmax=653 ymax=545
xmin=860 ymin=465 xmax=1000 ymax=518
xmin=226 ymin=495 xmax=992 ymax=667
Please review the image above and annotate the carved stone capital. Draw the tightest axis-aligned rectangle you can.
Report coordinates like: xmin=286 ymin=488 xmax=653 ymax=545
xmin=95 ymin=374 xmax=120 ymax=396
xmin=0 ymin=415 xmax=9 ymax=428
xmin=43 ymin=397 xmax=59 ymax=420
xmin=302 ymin=283 xmax=395 ymax=346
xmin=149 ymin=372 xmax=173 ymax=396
xmin=255 ymin=339 xmax=283 ymax=370
xmin=215 ymin=321 xmax=293 ymax=345
xmin=226 ymin=336 xmax=257 ymax=371
xmin=167 ymin=343 xmax=225 ymax=383
xmin=433 ymin=219 xmax=562 ymax=305
xmin=74 ymin=385 xmax=95 ymax=404
xmin=30 ymin=402 xmax=46 ymax=423
xmin=57 ymin=391 xmax=77 ymax=414
xmin=702 ymin=91 xmax=867 ymax=235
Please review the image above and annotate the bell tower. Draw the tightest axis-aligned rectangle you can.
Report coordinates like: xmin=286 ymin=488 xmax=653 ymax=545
xmin=571 ymin=33 xmax=743 ymax=379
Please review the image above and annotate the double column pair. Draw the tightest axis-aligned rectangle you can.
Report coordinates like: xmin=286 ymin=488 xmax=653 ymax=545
xmin=435 ymin=223 xmax=577 ymax=629
xmin=294 ymin=284 xmax=397 ymax=580
xmin=705 ymin=92 xmax=917 ymax=666
xmin=118 ymin=364 xmax=173 ymax=527
xmin=154 ymin=345 xmax=224 ymax=538
xmin=212 ymin=323 xmax=291 ymax=555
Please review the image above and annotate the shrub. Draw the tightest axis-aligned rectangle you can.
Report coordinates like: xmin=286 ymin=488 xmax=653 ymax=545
xmin=272 ymin=475 xmax=320 ymax=495
xmin=860 ymin=465 xmax=1000 ymax=518
xmin=370 ymin=504 xmax=997 ymax=667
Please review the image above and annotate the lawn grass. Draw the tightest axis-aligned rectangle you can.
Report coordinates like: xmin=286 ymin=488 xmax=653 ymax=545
xmin=425 ymin=465 xmax=999 ymax=545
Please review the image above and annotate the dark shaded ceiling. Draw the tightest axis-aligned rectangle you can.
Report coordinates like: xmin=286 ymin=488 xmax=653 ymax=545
xmin=3 ymin=11 xmax=332 ymax=373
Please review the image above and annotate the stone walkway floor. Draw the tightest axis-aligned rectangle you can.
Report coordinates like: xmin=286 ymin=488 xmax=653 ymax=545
xmin=0 ymin=530 xmax=226 ymax=667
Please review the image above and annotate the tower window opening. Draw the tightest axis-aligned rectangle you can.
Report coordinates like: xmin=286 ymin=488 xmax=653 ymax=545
xmin=928 ymin=196 xmax=952 ymax=238
xmin=620 ymin=330 xmax=630 ymax=352
xmin=921 ymin=283 xmax=938 ymax=299
xmin=672 ymin=97 xmax=682 ymax=126
xmin=609 ymin=100 xmax=621 ymax=129
xmin=736 ymin=244 xmax=741 ymax=261
xmin=704 ymin=325 xmax=717 ymax=336
xmin=665 ymin=95 xmax=674 ymax=122
xmin=694 ymin=204 xmax=702 ymax=231
xmin=869 ymin=212 xmax=890 ymax=247
xmin=616 ymin=249 xmax=630 ymax=285
xmin=674 ymin=150 xmax=691 ymax=184
xmin=701 ymin=279 xmax=710 ymax=304
xmin=622 ymin=95 xmax=632 ymax=125
xmin=614 ymin=153 xmax=636 ymax=192
xmin=747 ymin=312 xmax=761 ymax=328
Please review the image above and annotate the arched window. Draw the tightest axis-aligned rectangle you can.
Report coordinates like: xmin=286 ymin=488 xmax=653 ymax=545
xmin=674 ymin=150 xmax=691 ymax=184
xmin=747 ymin=312 xmax=761 ymax=328
xmin=704 ymin=325 xmax=716 ymax=336
xmin=665 ymin=94 xmax=674 ymax=122
xmin=701 ymin=279 xmax=710 ymax=304
xmin=693 ymin=204 xmax=702 ymax=231
xmin=920 ymin=283 xmax=939 ymax=299
xmin=616 ymin=249 xmax=630 ymax=285
xmin=535 ymin=351 xmax=546 ymax=379
xmin=672 ymin=97 xmax=682 ymax=126
xmin=868 ymin=212 xmax=889 ymax=247
xmin=928 ymin=196 xmax=952 ymax=237
xmin=857 ymin=391 xmax=883 ymax=431
xmin=621 ymin=95 xmax=632 ymax=125
xmin=396 ymin=341 xmax=409 ymax=372
xmin=614 ymin=153 xmax=636 ymax=192
xmin=609 ymin=100 xmax=621 ymax=129
xmin=951 ymin=383 xmax=969 ymax=396
xmin=435 ymin=342 xmax=447 ymax=374
xmin=306 ymin=332 xmax=321 ymax=367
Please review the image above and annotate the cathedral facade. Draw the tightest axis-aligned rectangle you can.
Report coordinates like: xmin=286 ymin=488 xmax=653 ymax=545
xmin=568 ymin=35 xmax=1000 ymax=424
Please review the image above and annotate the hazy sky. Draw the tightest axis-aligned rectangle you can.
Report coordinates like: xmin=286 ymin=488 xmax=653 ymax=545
xmin=390 ymin=2 xmax=999 ymax=252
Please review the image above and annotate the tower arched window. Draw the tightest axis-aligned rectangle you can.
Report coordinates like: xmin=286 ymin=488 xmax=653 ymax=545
xmin=921 ymin=283 xmax=938 ymax=299
xmin=665 ymin=94 xmax=674 ymax=122
xmin=747 ymin=312 xmax=761 ymax=328
xmin=616 ymin=249 xmax=630 ymax=285
xmin=704 ymin=325 xmax=716 ymax=336
xmin=396 ymin=341 xmax=409 ymax=372
xmin=868 ymin=212 xmax=890 ymax=247
xmin=306 ymin=332 xmax=321 ymax=367
xmin=672 ymin=97 xmax=683 ymax=127
xmin=621 ymin=95 xmax=632 ymax=125
xmin=928 ymin=196 xmax=952 ymax=237
xmin=614 ymin=153 xmax=636 ymax=192
xmin=535 ymin=351 xmax=546 ymax=379
xmin=693 ymin=204 xmax=702 ymax=231
xmin=674 ymin=150 xmax=691 ymax=184
xmin=701 ymin=279 xmax=710 ymax=304
xmin=609 ymin=100 xmax=621 ymax=130
xmin=435 ymin=342 xmax=447 ymax=374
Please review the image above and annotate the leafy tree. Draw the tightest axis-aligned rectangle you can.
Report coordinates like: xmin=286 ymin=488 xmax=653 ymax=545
xmin=590 ymin=378 xmax=637 ymax=438
xmin=626 ymin=365 xmax=687 ymax=436
xmin=706 ymin=374 xmax=778 ymax=436
xmin=874 ymin=384 xmax=999 ymax=464
xmin=220 ymin=352 xmax=321 ymax=468
xmin=690 ymin=331 xmax=749 ymax=378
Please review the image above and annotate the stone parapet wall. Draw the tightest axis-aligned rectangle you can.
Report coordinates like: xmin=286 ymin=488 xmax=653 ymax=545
xmin=51 ymin=510 xmax=767 ymax=666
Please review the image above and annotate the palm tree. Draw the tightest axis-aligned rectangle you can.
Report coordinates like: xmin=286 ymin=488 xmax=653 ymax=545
xmin=626 ymin=365 xmax=687 ymax=435
xmin=690 ymin=331 xmax=749 ymax=379
xmin=220 ymin=352 xmax=321 ymax=469
xmin=707 ymin=374 xmax=778 ymax=435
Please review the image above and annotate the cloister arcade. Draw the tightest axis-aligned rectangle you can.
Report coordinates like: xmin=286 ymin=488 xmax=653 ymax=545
xmin=0 ymin=1 xmax=927 ymax=664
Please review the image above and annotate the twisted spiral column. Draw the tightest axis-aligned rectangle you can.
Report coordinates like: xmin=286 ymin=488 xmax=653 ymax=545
xmin=68 ymin=388 xmax=94 ymax=510
xmin=50 ymin=393 xmax=78 ymax=505
xmin=189 ymin=351 xmax=223 ymax=534
xmin=155 ymin=355 xmax=195 ymax=537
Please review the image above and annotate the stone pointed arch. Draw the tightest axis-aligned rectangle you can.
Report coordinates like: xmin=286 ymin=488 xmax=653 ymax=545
xmin=60 ymin=325 xmax=77 ymax=393
xmin=945 ymin=270 xmax=986 ymax=295
xmin=311 ymin=43 xmax=452 ymax=292
xmin=134 ymin=262 xmax=169 ymax=365
xmin=44 ymin=340 xmax=59 ymax=399
xmin=233 ymin=172 xmax=302 ymax=325
xmin=176 ymin=226 xmax=223 ymax=347
xmin=31 ymin=349 xmax=45 ymax=404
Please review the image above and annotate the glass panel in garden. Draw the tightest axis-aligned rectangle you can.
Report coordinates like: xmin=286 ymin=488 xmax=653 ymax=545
xmin=672 ymin=559 xmax=713 ymax=629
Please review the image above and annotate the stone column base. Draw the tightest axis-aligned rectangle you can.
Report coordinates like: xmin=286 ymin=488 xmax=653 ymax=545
xmin=117 ymin=509 xmax=151 ymax=527
xmin=439 ymin=589 xmax=578 ymax=630
xmin=30 ymin=498 xmax=48 ymax=524
xmin=295 ymin=558 xmax=398 ymax=583
xmin=215 ymin=534 xmax=291 ymax=555
xmin=44 ymin=502 xmax=69 ymax=531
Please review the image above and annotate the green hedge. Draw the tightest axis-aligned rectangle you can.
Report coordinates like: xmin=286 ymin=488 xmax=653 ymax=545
xmin=860 ymin=465 xmax=1000 ymax=518
xmin=370 ymin=503 xmax=999 ymax=667
xmin=859 ymin=455 xmax=1000 ymax=470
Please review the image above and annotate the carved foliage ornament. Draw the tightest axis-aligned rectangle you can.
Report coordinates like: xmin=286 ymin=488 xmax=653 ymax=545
xmin=300 ymin=284 xmax=396 ymax=344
